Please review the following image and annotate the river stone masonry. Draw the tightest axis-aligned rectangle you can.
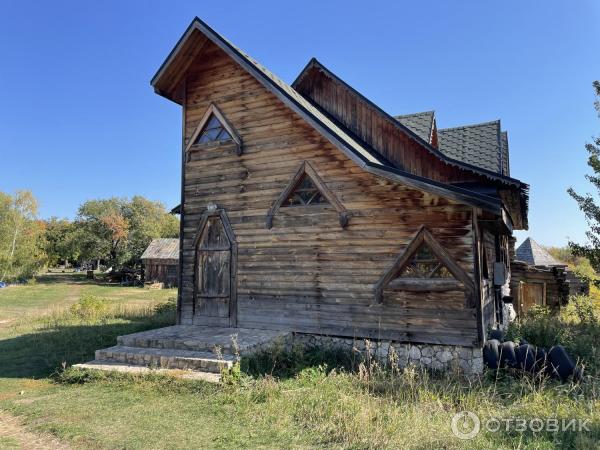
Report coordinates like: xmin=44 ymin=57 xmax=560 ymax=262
xmin=279 ymin=333 xmax=484 ymax=375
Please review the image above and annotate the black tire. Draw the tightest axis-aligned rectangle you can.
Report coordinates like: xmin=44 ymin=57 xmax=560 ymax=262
xmin=483 ymin=339 xmax=501 ymax=370
xmin=489 ymin=329 xmax=504 ymax=342
xmin=534 ymin=347 xmax=548 ymax=373
xmin=499 ymin=341 xmax=518 ymax=368
xmin=547 ymin=345 xmax=576 ymax=381
xmin=515 ymin=344 xmax=538 ymax=372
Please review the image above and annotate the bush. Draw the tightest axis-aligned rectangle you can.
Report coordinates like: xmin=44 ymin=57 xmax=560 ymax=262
xmin=506 ymin=296 xmax=600 ymax=374
xmin=153 ymin=297 xmax=177 ymax=315
xmin=69 ymin=294 xmax=110 ymax=319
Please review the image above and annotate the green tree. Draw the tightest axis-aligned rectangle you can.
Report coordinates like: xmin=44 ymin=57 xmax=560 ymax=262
xmin=0 ymin=190 xmax=46 ymax=281
xmin=44 ymin=217 xmax=80 ymax=267
xmin=568 ymin=81 xmax=600 ymax=273
xmin=124 ymin=196 xmax=179 ymax=263
xmin=75 ymin=196 xmax=178 ymax=268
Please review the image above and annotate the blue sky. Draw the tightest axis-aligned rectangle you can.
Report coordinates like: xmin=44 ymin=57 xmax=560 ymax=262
xmin=1 ymin=1 xmax=599 ymax=247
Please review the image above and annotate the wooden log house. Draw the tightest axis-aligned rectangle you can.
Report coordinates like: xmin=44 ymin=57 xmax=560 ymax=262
xmin=141 ymin=238 xmax=179 ymax=287
xmin=151 ymin=18 xmax=529 ymax=350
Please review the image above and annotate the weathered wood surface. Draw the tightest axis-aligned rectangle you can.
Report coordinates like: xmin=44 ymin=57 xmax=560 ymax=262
xmin=293 ymin=64 xmax=527 ymax=230
xmin=510 ymin=260 xmax=568 ymax=315
xmin=178 ymin=41 xmax=479 ymax=346
xmin=144 ymin=259 xmax=178 ymax=287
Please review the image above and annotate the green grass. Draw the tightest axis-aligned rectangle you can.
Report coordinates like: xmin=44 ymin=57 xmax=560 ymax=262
xmin=0 ymin=272 xmax=176 ymax=322
xmin=0 ymin=273 xmax=598 ymax=449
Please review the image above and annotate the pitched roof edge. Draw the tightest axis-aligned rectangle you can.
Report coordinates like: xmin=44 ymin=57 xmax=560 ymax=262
xmin=292 ymin=58 xmax=527 ymax=188
xmin=438 ymin=120 xmax=501 ymax=132
xmin=364 ymin=162 xmax=502 ymax=214
xmin=152 ymin=18 xmax=505 ymax=216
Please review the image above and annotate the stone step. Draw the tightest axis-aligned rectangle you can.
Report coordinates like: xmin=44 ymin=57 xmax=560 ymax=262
xmin=95 ymin=345 xmax=236 ymax=373
xmin=73 ymin=361 xmax=221 ymax=383
xmin=117 ymin=333 xmax=237 ymax=354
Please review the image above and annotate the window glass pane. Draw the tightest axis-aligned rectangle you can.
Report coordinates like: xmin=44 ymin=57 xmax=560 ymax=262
xmin=206 ymin=116 xmax=221 ymax=129
xmin=194 ymin=114 xmax=234 ymax=145
xmin=282 ymin=175 xmax=330 ymax=207
xmin=217 ymin=129 xmax=232 ymax=141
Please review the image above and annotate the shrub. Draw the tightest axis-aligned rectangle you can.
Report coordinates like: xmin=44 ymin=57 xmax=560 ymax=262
xmin=153 ymin=297 xmax=177 ymax=315
xmin=506 ymin=296 xmax=600 ymax=374
xmin=69 ymin=294 xmax=110 ymax=319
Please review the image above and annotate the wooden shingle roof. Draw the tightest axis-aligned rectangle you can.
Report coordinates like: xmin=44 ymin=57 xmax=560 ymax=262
xmin=141 ymin=238 xmax=179 ymax=260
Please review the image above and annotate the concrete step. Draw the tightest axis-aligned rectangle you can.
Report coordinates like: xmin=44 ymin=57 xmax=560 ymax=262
xmin=117 ymin=334 xmax=237 ymax=354
xmin=95 ymin=345 xmax=236 ymax=373
xmin=73 ymin=361 xmax=221 ymax=383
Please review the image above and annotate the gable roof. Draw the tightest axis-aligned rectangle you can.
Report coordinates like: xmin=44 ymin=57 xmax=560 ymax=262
xmin=395 ymin=111 xmax=435 ymax=143
xmin=437 ymin=121 xmax=507 ymax=175
xmin=515 ymin=238 xmax=564 ymax=267
xmin=292 ymin=58 xmax=525 ymax=187
xmin=152 ymin=18 xmax=521 ymax=219
xmin=141 ymin=238 xmax=179 ymax=260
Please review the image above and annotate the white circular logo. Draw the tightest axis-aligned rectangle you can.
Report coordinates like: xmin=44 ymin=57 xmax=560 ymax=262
xmin=451 ymin=411 xmax=480 ymax=440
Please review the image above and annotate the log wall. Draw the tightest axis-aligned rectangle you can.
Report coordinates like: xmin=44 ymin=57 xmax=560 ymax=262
xmin=144 ymin=259 xmax=179 ymax=287
xmin=179 ymin=41 xmax=479 ymax=347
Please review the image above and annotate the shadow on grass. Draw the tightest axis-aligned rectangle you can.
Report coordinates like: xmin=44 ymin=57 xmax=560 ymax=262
xmin=34 ymin=273 xmax=94 ymax=285
xmin=0 ymin=313 xmax=175 ymax=379
xmin=241 ymin=345 xmax=360 ymax=380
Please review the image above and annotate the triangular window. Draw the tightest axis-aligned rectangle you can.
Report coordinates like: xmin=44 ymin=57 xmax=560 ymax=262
xmin=374 ymin=227 xmax=476 ymax=305
xmin=397 ymin=243 xmax=453 ymax=279
xmin=283 ymin=174 xmax=330 ymax=207
xmin=194 ymin=114 xmax=232 ymax=144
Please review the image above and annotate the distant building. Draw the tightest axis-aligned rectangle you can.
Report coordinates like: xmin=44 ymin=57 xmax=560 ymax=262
xmin=141 ymin=238 xmax=179 ymax=287
xmin=511 ymin=237 xmax=589 ymax=315
xmin=516 ymin=237 xmax=564 ymax=267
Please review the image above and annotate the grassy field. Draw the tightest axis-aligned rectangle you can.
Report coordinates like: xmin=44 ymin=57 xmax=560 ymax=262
xmin=0 ymin=274 xmax=598 ymax=449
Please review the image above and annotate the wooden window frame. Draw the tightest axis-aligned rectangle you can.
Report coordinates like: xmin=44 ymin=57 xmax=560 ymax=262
xmin=192 ymin=205 xmax=238 ymax=326
xmin=374 ymin=226 xmax=476 ymax=306
xmin=185 ymin=103 xmax=242 ymax=156
xmin=266 ymin=161 xmax=348 ymax=229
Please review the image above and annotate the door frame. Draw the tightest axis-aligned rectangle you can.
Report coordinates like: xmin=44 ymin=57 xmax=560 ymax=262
xmin=192 ymin=206 xmax=238 ymax=327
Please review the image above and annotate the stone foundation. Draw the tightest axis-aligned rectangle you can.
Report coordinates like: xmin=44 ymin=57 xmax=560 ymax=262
xmin=272 ymin=333 xmax=484 ymax=375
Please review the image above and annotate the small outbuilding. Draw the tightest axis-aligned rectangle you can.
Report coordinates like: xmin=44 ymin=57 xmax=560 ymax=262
xmin=141 ymin=238 xmax=179 ymax=287
xmin=511 ymin=237 xmax=589 ymax=315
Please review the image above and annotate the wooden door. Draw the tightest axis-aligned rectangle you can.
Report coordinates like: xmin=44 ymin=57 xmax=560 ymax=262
xmin=195 ymin=215 xmax=232 ymax=320
xmin=520 ymin=282 xmax=545 ymax=314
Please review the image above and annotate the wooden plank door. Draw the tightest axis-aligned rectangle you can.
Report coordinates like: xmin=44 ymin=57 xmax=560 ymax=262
xmin=196 ymin=215 xmax=232 ymax=320
xmin=520 ymin=282 xmax=545 ymax=314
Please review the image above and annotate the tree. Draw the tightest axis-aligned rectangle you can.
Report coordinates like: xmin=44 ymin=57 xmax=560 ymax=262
xmin=75 ymin=196 xmax=178 ymax=268
xmin=0 ymin=190 xmax=46 ymax=281
xmin=568 ymin=81 xmax=600 ymax=273
xmin=44 ymin=217 xmax=80 ymax=267
xmin=123 ymin=196 xmax=179 ymax=263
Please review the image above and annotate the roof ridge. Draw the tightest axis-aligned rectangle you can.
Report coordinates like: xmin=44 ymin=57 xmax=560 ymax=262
xmin=394 ymin=111 xmax=435 ymax=118
xmin=438 ymin=120 xmax=501 ymax=132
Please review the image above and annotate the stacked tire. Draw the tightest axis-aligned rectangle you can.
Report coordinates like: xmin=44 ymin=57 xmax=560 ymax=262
xmin=482 ymin=332 xmax=582 ymax=382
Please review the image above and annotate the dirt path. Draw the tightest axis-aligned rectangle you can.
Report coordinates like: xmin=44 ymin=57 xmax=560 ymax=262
xmin=0 ymin=411 xmax=71 ymax=449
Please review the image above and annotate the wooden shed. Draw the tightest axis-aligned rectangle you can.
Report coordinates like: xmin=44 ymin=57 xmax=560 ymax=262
xmin=149 ymin=17 xmax=530 ymax=351
xmin=141 ymin=238 xmax=179 ymax=287
xmin=511 ymin=237 xmax=588 ymax=314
